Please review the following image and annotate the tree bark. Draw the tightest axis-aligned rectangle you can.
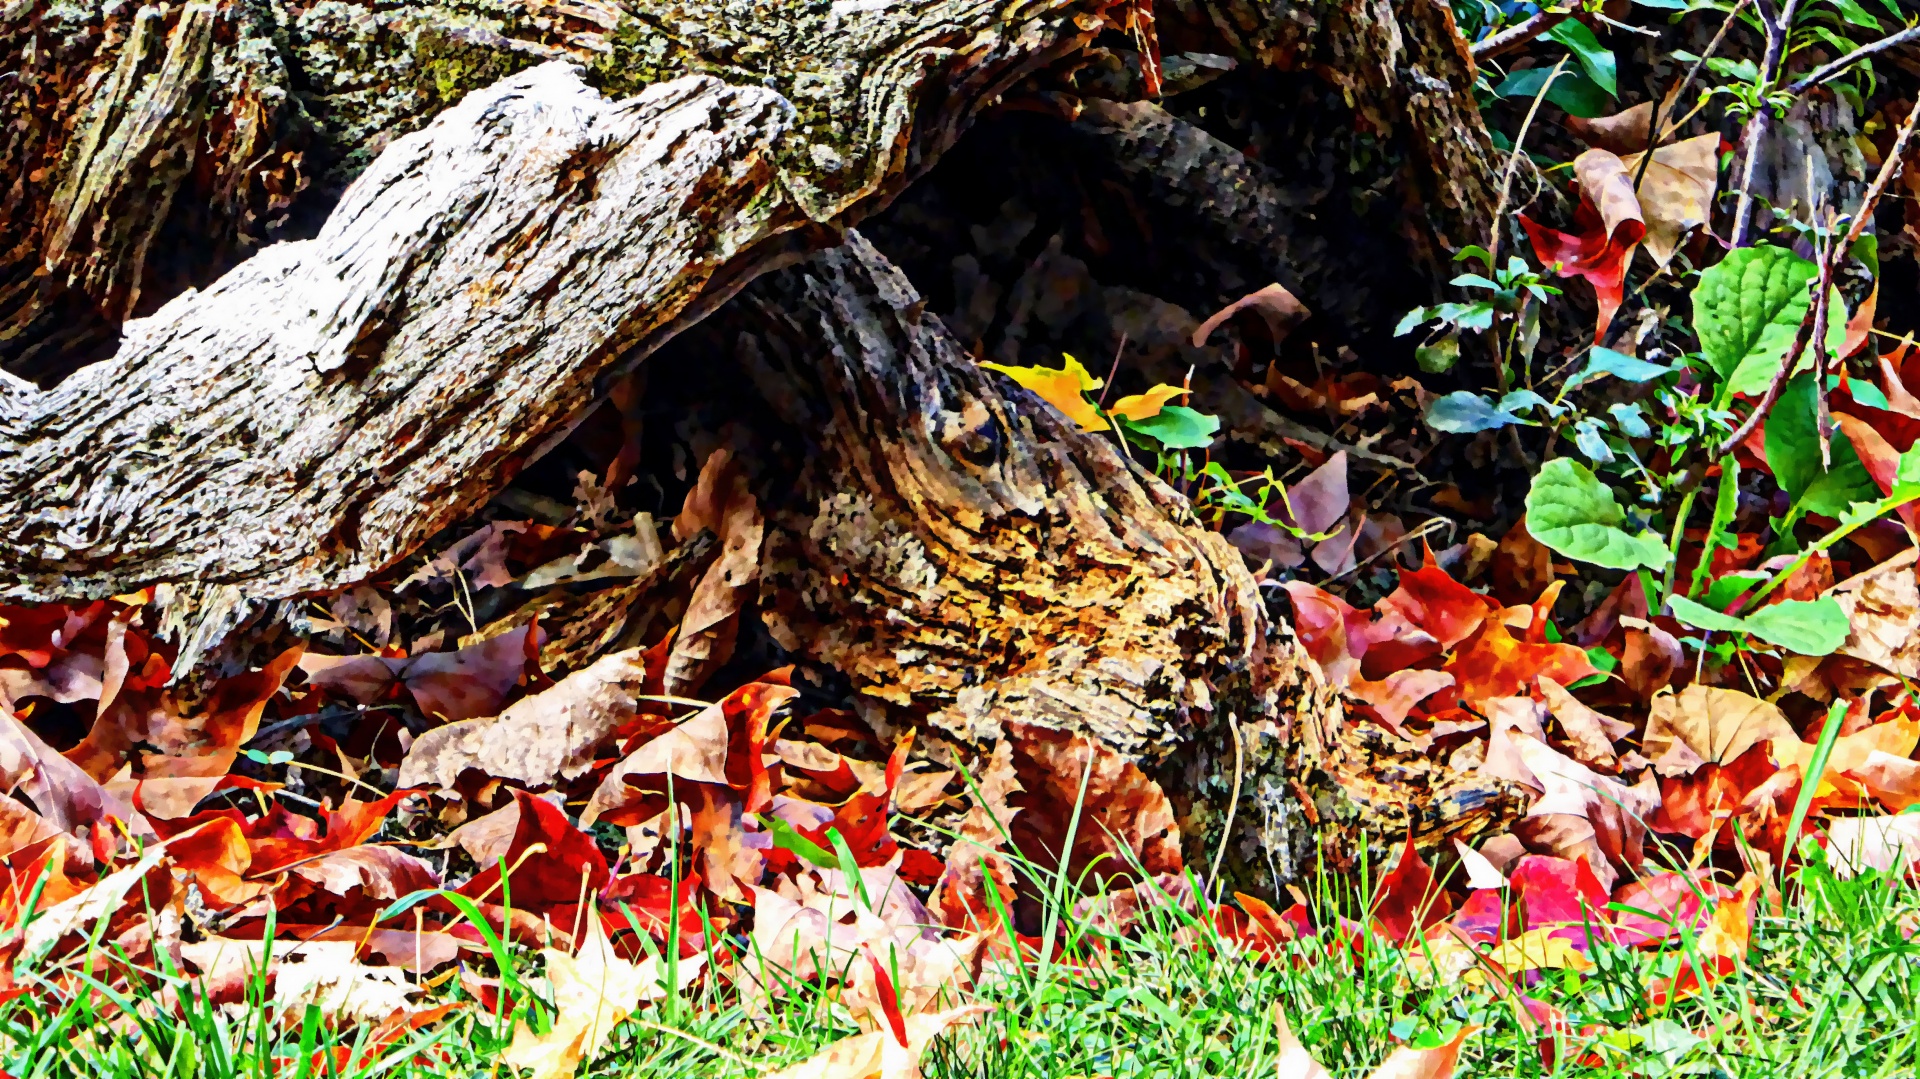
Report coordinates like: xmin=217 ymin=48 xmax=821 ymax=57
xmin=0 ymin=0 xmax=1521 ymax=883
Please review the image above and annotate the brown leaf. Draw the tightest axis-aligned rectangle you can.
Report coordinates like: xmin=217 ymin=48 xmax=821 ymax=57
xmin=0 ymin=708 xmax=149 ymax=836
xmin=1620 ymin=616 xmax=1683 ymax=703
xmin=1643 ymin=686 xmax=1798 ymax=778
xmin=302 ymin=626 xmax=534 ymax=724
xmin=1564 ymin=100 xmax=1682 ymax=155
xmin=665 ymin=449 xmax=764 ymax=696
xmin=1191 ymin=282 xmax=1309 ymax=349
xmin=1832 ymin=548 xmax=1920 ymax=678
xmin=1491 ymin=515 xmax=1555 ymax=607
xmin=1535 ymin=675 xmax=1627 ymax=768
xmin=397 ymin=645 xmax=654 ymax=791
xmin=1619 ymin=135 xmax=1718 ymax=268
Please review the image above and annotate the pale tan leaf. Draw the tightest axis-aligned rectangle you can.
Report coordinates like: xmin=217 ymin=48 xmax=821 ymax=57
xmin=503 ymin=914 xmax=697 ymax=1079
xmin=1832 ymin=548 xmax=1920 ymax=679
xmin=1535 ymin=675 xmax=1626 ymax=768
xmin=1643 ymin=685 xmax=1797 ymax=777
xmin=1364 ymin=1025 xmax=1475 ymax=1079
xmin=1620 ymin=134 xmax=1718 ymax=267
xmin=581 ymin=700 xmax=733 ymax=825
xmin=1274 ymin=1006 xmax=1332 ymax=1079
xmin=1451 ymin=838 xmax=1507 ymax=890
xmin=755 ymin=1004 xmax=991 ymax=1079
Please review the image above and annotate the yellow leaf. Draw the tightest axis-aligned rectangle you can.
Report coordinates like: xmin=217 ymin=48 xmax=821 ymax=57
xmin=503 ymin=915 xmax=700 ymax=1079
xmin=1463 ymin=928 xmax=1594 ymax=986
xmin=979 ymin=355 xmax=1109 ymax=431
xmin=756 ymin=1004 xmax=990 ymax=1079
xmin=1108 ymin=384 xmax=1189 ymax=422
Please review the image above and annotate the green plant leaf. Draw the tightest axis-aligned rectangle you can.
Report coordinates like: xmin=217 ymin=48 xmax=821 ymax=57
xmin=1667 ymin=594 xmax=1749 ymax=634
xmin=758 ymin=813 xmax=837 ymax=869
xmin=1689 ymin=458 xmax=1742 ymax=598
xmin=1765 ymin=373 xmax=1879 ymax=516
xmin=1120 ymin=404 xmax=1220 ymax=450
xmin=1494 ymin=66 xmax=1613 ymax=117
xmin=1570 ymin=347 xmax=1678 ymax=390
xmin=1425 ymin=392 xmax=1525 ymax=433
xmin=1525 ymin=458 xmax=1673 ymax=570
xmin=1416 ymin=333 xmax=1460 ymax=373
xmin=1546 ymin=20 xmax=1618 ymax=96
xmin=1668 ymin=595 xmax=1850 ymax=655
xmin=1692 ymin=244 xmax=1847 ymax=396
xmin=1743 ymin=598 xmax=1851 ymax=655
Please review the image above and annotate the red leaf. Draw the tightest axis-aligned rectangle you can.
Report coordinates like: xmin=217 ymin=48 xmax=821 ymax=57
xmin=1370 ymin=837 xmax=1453 ymax=945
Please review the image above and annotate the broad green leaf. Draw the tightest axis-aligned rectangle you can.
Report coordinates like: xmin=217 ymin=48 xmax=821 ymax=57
xmin=1609 ymin=402 xmax=1652 ymax=438
xmin=1669 ymin=595 xmax=1851 ymax=655
xmin=1571 ymin=347 xmax=1678 ymax=389
xmin=1121 ymin=404 xmax=1220 ymax=450
xmin=1692 ymin=245 xmax=1848 ymax=395
xmin=1525 ymin=458 xmax=1673 ymax=570
xmin=1742 ymin=598 xmax=1850 ymax=655
xmin=1765 ymin=373 xmax=1878 ymax=516
xmin=1667 ymin=595 xmax=1748 ymax=634
xmin=1826 ymin=0 xmax=1886 ymax=29
xmin=1495 ymin=66 xmax=1613 ymax=118
xmin=1546 ymin=20 xmax=1618 ymax=96
xmin=1425 ymin=392 xmax=1525 ymax=433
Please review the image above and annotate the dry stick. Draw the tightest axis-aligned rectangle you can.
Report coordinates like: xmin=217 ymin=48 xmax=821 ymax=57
xmin=1787 ymin=23 xmax=1920 ymax=96
xmin=1487 ymin=55 xmax=1569 ymax=406
xmin=1731 ymin=0 xmax=1801 ymax=247
xmin=1714 ymin=95 xmax=1920 ymax=458
xmin=1473 ymin=6 xmax=1576 ymax=59
xmin=1630 ymin=0 xmax=1752 ymax=192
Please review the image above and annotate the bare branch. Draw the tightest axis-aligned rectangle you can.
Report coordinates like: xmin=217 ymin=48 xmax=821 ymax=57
xmin=1473 ymin=8 xmax=1575 ymax=59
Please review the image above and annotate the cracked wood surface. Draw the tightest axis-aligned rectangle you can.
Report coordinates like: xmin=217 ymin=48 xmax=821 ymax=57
xmin=1 ymin=0 xmax=1115 ymax=665
xmin=727 ymin=235 xmax=1518 ymax=883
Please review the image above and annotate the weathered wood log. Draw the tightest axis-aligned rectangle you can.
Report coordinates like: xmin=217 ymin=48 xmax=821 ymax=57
xmin=710 ymin=234 xmax=1518 ymax=889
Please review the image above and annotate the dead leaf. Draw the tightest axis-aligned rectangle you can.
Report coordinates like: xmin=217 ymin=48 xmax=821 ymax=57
xmin=978 ymin=355 xmax=1107 ymax=431
xmin=502 ymin=915 xmax=694 ymax=1079
xmin=1825 ymin=815 xmax=1920 ymax=878
xmin=1535 ymin=675 xmax=1628 ymax=768
xmin=1191 ymin=283 xmax=1309 ymax=349
xmin=755 ymin=1004 xmax=991 ymax=1079
xmin=1520 ymin=149 xmax=1647 ymax=342
xmin=301 ymin=626 xmax=535 ymax=724
xmin=1832 ymin=548 xmax=1920 ymax=678
xmin=1643 ymin=686 xmax=1797 ymax=777
xmin=397 ymin=646 xmax=656 ymax=791
xmin=1564 ymin=100 xmax=1683 ymax=155
xmin=664 ymin=449 xmax=765 ymax=696
xmin=1619 ymin=134 xmax=1718 ymax=267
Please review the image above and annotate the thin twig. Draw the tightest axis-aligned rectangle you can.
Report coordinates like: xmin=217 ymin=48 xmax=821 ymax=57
xmin=1207 ymin=714 xmax=1245 ymax=898
xmin=1713 ymin=95 xmax=1920 ymax=457
xmin=1473 ymin=7 xmax=1575 ymax=59
xmin=1632 ymin=0 xmax=1751 ymax=192
xmin=1787 ymin=24 xmax=1920 ymax=97
xmin=1731 ymin=0 xmax=1801 ymax=247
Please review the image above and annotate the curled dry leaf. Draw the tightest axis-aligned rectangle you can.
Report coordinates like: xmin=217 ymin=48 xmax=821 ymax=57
xmin=1520 ymin=149 xmax=1647 ymax=341
xmin=1535 ymin=675 xmax=1628 ymax=769
xmin=0 ymin=708 xmax=148 ymax=836
xmin=397 ymin=645 xmax=655 ymax=790
xmin=1275 ymin=1006 xmax=1472 ymax=1079
xmin=301 ymin=625 xmax=535 ymax=724
xmin=1825 ymin=815 xmax=1920 ymax=879
xmin=1190 ymin=282 xmax=1309 ymax=349
xmin=665 ymin=447 xmax=766 ymax=696
xmin=1643 ymin=686 xmax=1797 ymax=778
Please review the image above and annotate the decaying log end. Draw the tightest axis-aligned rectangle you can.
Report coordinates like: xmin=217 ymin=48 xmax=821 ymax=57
xmin=726 ymin=234 xmax=1520 ymax=886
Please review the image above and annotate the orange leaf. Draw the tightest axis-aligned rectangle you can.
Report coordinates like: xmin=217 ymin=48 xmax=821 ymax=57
xmin=1442 ymin=620 xmax=1599 ymax=712
xmin=979 ymin=355 xmax=1108 ymax=431
xmin=1108 ymin=383 xmax=1188 ymax=422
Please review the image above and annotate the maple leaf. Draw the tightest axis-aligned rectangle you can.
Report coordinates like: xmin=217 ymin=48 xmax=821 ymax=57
xmin=979 ymin=355 xmax=1108 ymax=431
xmin=1441 ymin=619 xmax=1598 ymax=712
xmin=1642 ymin=686 xmax=1796 ymax=777
xmin=1370 ymin=837 xmax=1453 ymax=944
xmin=502 ymin=914 xmax=698 ymax=1079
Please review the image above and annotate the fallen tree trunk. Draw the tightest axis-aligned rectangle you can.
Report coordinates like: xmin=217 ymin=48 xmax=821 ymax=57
xmin=664 ymin=233 xmax=1520 ymax=887
xmin=1 ymin=0 xmax=1522 ymax=885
